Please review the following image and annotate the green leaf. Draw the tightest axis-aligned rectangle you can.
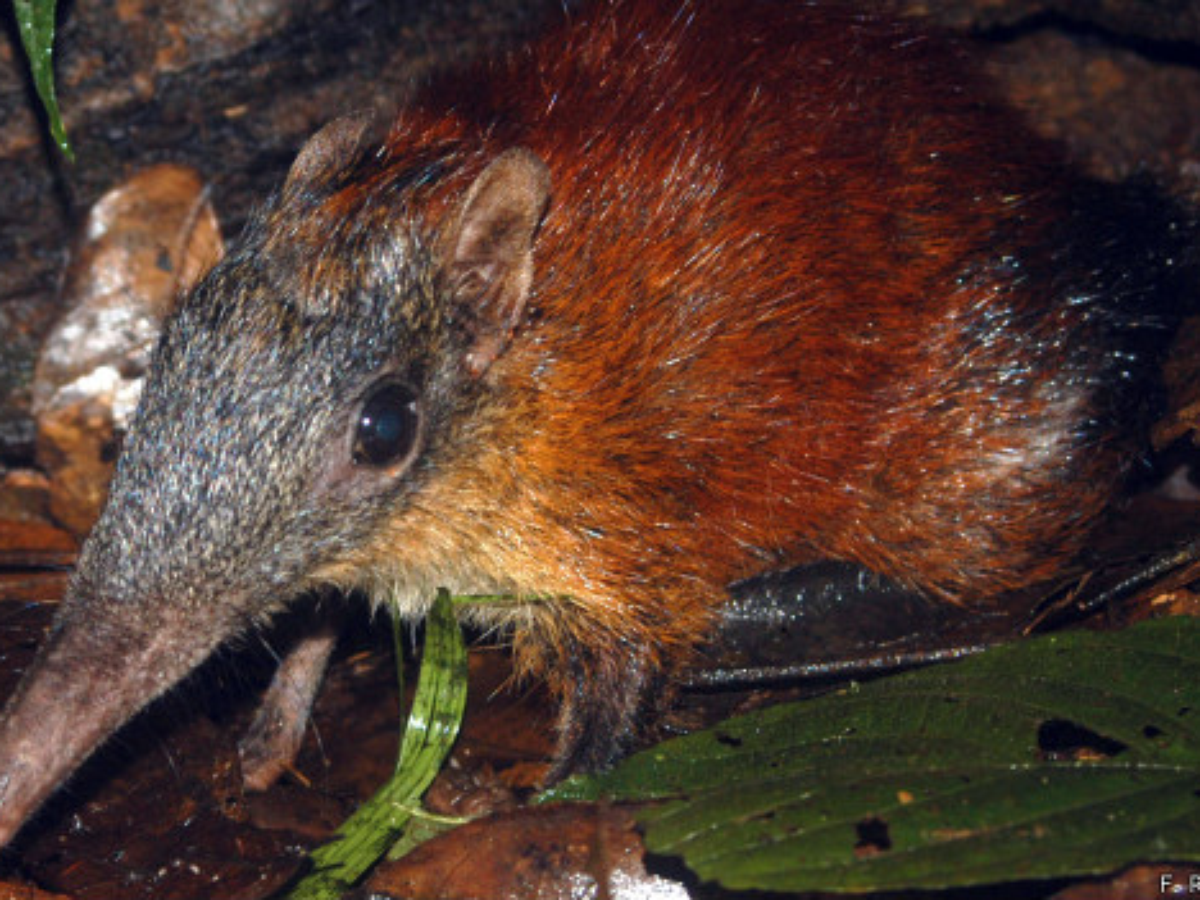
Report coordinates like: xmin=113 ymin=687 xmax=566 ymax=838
xmin=547 ymin=616 xmax=1200 ymax=893
xmin=12 ymin=0 xmax=73 ymax=161
xmin=281 ymin=589 xmax=468 ymax=900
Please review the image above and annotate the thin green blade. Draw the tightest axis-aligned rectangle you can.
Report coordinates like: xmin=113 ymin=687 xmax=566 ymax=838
xmin=282 ymin=589 xmax=468 ymax=899
xmin=13 ymin=0 xmax=73 ymax=161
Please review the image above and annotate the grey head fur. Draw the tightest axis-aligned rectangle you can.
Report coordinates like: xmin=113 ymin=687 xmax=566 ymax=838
xmin=0 ymin=120 xmax=552 ymax=844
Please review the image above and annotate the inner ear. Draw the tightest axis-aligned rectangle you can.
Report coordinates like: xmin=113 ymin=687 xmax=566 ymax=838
xmin=442 ymin=148 xmax=551 ymax=377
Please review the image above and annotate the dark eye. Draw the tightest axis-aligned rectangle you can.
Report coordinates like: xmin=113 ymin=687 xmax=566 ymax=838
xmin=353 ymin=382 xmax=421 ymax=468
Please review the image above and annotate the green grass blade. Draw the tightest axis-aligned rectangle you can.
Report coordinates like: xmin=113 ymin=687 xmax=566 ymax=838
xmin=280 ymin=589 xmax=468 ymax=899
xmin=13 ymin=0 xmax=73 ymax=161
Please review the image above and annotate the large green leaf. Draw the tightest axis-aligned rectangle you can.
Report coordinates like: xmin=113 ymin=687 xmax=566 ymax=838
xmin=13 ymin=0 xmax=73 ymax=160
xmin=548 ymin=616 xmax=1200 ymax=893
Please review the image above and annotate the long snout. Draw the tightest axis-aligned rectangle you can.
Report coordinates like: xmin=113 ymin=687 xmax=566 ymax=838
xmin=0 ymin=596 xmax=232 ymax=846
xmin=0 ymin=635 xmax=121 ymax=845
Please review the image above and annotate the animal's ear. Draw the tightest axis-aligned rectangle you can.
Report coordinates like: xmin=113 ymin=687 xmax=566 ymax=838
xmin=284 ymin=111 xmax=376 ymax=194
xmin=440 ymin=148 xmax=551 ymax=377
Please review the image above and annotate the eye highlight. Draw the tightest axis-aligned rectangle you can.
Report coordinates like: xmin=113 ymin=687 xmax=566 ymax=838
xmin=353 ymin=381 xmax=421 ymax=468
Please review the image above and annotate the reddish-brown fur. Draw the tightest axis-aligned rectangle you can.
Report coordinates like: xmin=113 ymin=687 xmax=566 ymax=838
xmin=300 ymin=0 xmax=1165 ymax=761
xmin=0 ymin=0 xmax=1184 ymax=844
